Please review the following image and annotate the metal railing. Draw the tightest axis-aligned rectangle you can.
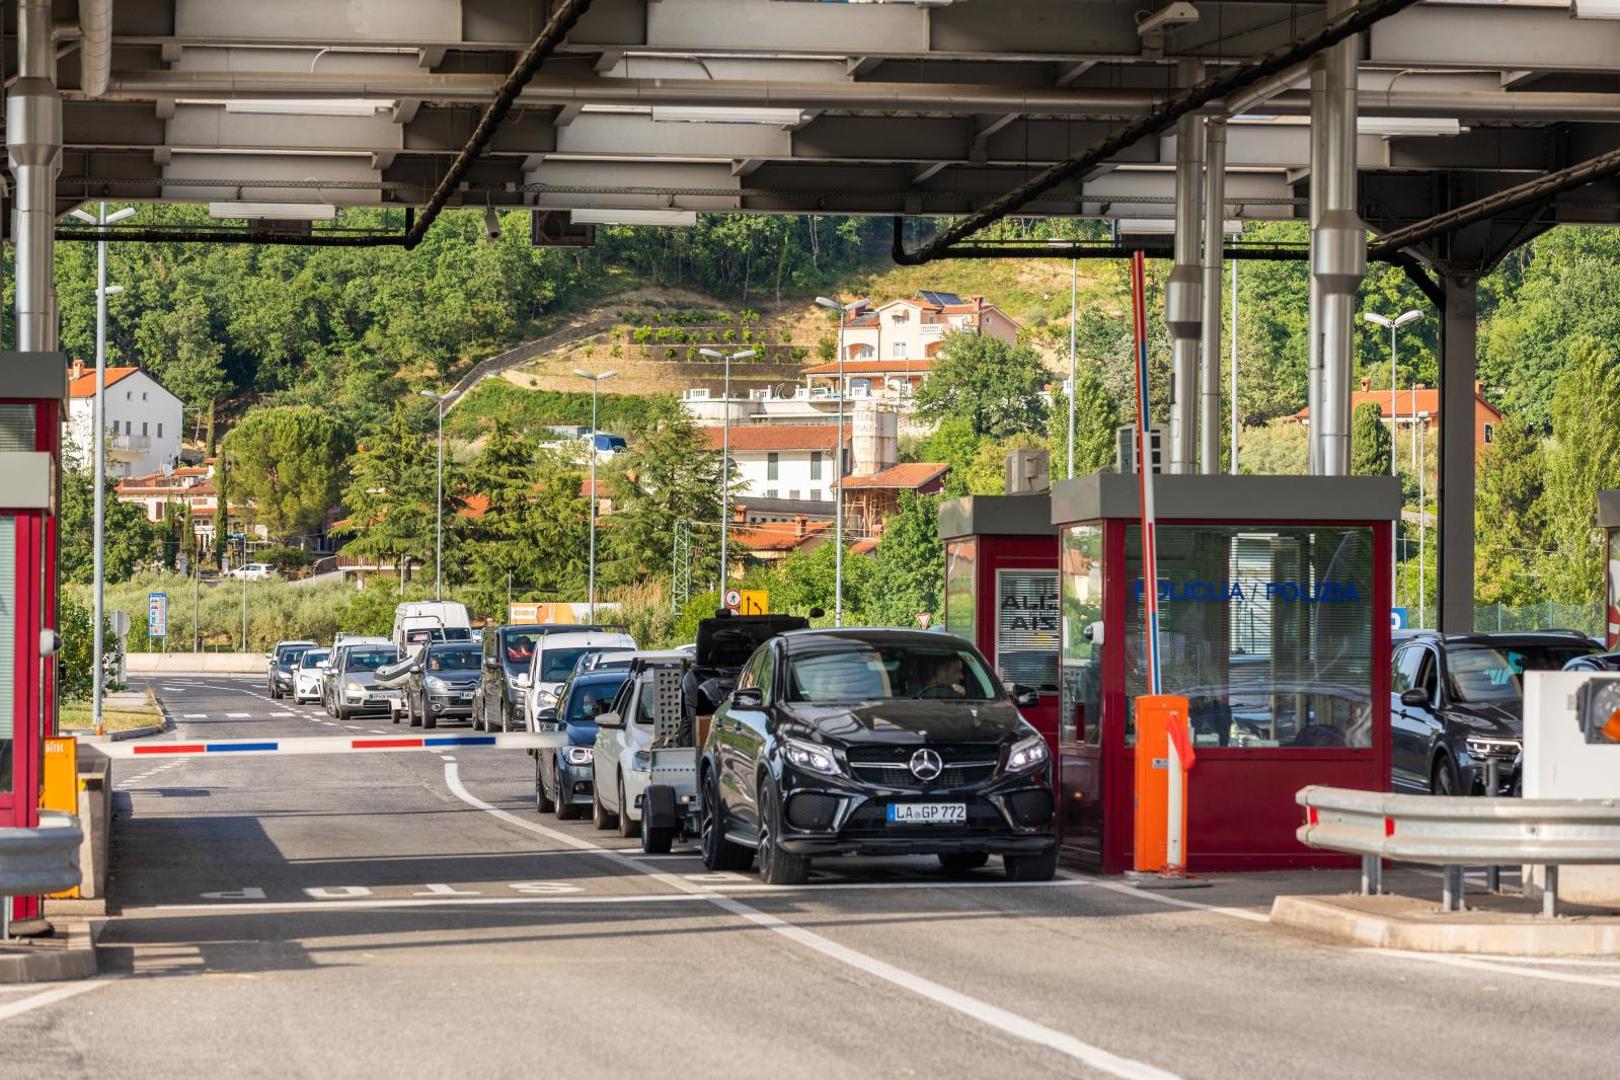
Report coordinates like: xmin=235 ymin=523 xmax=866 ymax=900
xmin=1297 ymin=786 xmax=1620 ymax=917
xmin=0 ymin=812 xmax=83 ymax=939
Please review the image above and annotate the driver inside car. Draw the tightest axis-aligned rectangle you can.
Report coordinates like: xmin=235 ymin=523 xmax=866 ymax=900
xmin=919 ymin=654 xmax=968 ymax=699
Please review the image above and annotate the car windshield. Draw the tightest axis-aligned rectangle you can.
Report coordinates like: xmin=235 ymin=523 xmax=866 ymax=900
xmin=502 ymin=632 xmax=540 ymax=672
xmin=1446 ymin=643 xmax=1597 ymax=703
xmin=565 ymin=678 xmax=626 ymax=722
xmin=300 ymin=650 xmax=328 ymax=669
xmin=539 ymin=647 xmax=594 ymax=682
xmin=784 ymin=641 xmax=998 ymax=703
xmin=426 ymin=647 xmax=481 ymax=672
xmin=345 ymin=649 xmax=398 ymax=673
xmin=576 ymin=648 xmax=633 ymax=672
xmin=277 ymin=645 xmax=309 ymax=666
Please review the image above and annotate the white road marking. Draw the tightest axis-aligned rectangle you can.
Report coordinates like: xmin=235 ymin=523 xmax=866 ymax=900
xmin=272 ymin=712 xmax=295 ymax=718
xmin=1365 ymin=949 xmax=1620 ymax=989
xmin=181 ymin=713 xmax=208 ymax=719
xmin=225 ymin=712 xmax=252 ymax=718
xmin=445 ymin=765 xmax=1175 ymax=1080
xmin=0 ymin=979 xmax=116 ymax=1023
xmin=1078 ymin=875 xmax=1270 ymax=924
xmin=154 ymin=893 xmax=713 ymax=912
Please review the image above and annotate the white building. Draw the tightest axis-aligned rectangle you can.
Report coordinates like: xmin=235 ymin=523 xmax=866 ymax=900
xmin=700 ymin=423 xmax=847 ymax=504
xmin=66 ymin=361 xmax=185 ymax=477
xmin=836 ymin=291 xmax=1020 ymax=364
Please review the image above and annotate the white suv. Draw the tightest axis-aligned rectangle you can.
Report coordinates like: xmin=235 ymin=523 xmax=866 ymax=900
xmin=524 ymin=630 xmax=636 ymax=730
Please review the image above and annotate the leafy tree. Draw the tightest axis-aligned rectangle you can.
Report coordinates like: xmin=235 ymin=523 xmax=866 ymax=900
xmin=1048 ymin=365 xmax=1120 ymax=477
xmin=338 ymin=405 xmax=443 ymax=583
xmin=603 ymin=416 xmax=730 ymax=588
xmin=461 ymin=422 xmax=589 ymax=610
xmin=1475 ymin=414 xmax=1548 ymax=606
xmin=135 ymin=291 xmax=230 ymax=453
xmin=1542 ymin=339 xmax=1620 ymax=603
xmin=864 ymin=493 xmax=945 ymax=627
xmin=58 ymin=594 xmax=122 ymax=702
xmin=922 ymin=415 xmax=986 ymax=497
xmin=220 ymin=405 xmax=351 ymax=541
xmin=59 ymin=466 xmax=155 ymax=585
xmin=913 ymin=332 xmax=1050 ymax=440
xmin=1239 ymin=419 xmax=1309 ymax=476
xmin=1351 ymin=401 xmax=1393 ymax=477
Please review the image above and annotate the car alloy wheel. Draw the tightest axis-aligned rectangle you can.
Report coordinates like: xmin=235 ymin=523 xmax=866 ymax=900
xmin=756 ymin=779 xmax=810 ymax=886
xmin=554 ymin=758 xmax=580 ymax=821
xmin=1432 ymin=755 xmax=1461 ymax=797
xmin=1003 ymin=849 xmax=1058 ymax=882
xmin=700 ymin=769 xmax=752 ymax=872
xmin=535 ymin=756 xmax=555 ymax=814
xmin=592 ymin=786 xmax=618 ymax=831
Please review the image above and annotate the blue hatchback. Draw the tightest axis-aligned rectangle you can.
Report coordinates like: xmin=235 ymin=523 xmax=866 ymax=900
xmin=535 ymin=670 xmax=628 ymax=819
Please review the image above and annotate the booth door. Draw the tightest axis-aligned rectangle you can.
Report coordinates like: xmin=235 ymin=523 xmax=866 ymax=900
xmin=1057 ymin=524 xmax=1105 ymax=866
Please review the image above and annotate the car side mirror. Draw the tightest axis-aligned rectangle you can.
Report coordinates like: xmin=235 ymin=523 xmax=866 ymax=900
xmin=537 ymin=706 xmax=557 ymax=725
xmin=732 ymin=687 xmax=764 ymax=709
xmin=596 ymin=710 xmax=624 ymax=729
xmin=1011 ymin=684 xmax=1040 ymax=708
xmin=1399 ymin=688 xmax=1429 ymax=707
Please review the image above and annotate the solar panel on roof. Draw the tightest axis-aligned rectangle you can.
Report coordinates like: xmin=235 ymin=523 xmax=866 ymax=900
xmin=919 ymin=290 xmax=963 ymax=307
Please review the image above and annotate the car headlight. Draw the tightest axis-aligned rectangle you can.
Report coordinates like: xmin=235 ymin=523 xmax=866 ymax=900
xmin=536 ymin=688 xmax=558 ymax=705
xmin=564 ymin=746 xmax=594 ymax=767
xmin=424 ymin=676 xmax=448 ymax=692
xmin=345 ymin=680 xmax=364 ymax=693
xmin=783 ymin=737 xmax=840 ymax=777
xmin=1006 ymin=733 xmax=1050 ymax=774
xmin=1465 ymin=736 xmax=1520 ymax=759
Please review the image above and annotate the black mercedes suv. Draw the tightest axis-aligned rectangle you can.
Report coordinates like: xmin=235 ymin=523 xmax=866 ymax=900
xmin=1391 ymin=631 xmax=1600 ymax=795
xmin=698 ymin=628 xmax=1056 ymax=885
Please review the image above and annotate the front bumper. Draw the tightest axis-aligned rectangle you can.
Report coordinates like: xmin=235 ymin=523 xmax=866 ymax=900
xmin=555 ymin=757 xmax=595 ymax=806
xmin=772 ymin=763 xmax=1057 ymax=858
xmin=342 ymin=691 xmax=399 ymax=714
xmin=426 ymin=690 xmax=477 ymax=718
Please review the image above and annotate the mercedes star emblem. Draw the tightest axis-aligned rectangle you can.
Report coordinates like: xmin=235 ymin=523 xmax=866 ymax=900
xmin=908 ymin=747 xmax=943 ymax=781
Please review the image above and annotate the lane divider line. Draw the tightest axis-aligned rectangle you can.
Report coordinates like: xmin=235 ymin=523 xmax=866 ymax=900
xmin=0 ymin=978 xmax=117 ymax=1024
xmin=444 ymin=764 xmax=1177 ymax=1080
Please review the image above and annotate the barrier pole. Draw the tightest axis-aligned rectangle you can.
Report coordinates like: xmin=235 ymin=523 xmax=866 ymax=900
xmin=1130 ymin=252 xmax=1162 ymax=694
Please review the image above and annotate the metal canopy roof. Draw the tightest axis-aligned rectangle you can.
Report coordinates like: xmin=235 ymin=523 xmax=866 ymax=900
xmin=21 ymin=0 xmax=1620 ymax=257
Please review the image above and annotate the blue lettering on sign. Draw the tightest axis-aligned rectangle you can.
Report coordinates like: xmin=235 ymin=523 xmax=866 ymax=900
xmin=1131 ymin=579 xmax=1362 ymax=603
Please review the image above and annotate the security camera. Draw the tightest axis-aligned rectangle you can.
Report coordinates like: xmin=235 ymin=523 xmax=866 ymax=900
xmin=483 ymin=206 xmax=502 ymax=242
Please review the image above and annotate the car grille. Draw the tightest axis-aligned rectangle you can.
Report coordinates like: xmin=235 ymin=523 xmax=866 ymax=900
xmin=785 ymin=792 xmax=840 ymax=831
xmin=841 ymin=800 xmax=1006 ymax=837
xmin=844 ymin=743 xmax=1000 ymax=789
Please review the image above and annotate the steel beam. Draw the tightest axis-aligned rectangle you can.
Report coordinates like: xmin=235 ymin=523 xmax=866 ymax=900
xmin=1314 ymin=0 xmax=1364 ymax=477
xmin=9 ymin=0 xmax=63 ymax=352
xmin=1438 ymin=273 xmax=1477 ymax=634
xmin=1200 ymin=119 xmax=1226 ymax=475
xmin=1167 ymin=62 xmax=1204 ymax=475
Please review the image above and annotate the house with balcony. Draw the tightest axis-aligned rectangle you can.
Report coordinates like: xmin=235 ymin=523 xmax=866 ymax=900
xmin=114 ymin=462 xmax=270 ymax=558
xmin=65 ymin=360 xmax=184 ymax=477
xmin=1290 ymin=379 xmax=1504 ymax=448
xmin=833 ymin=291 xmax=1020 ymax=367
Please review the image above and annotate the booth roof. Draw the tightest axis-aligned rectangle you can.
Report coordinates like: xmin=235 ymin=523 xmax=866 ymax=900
xmin=1049 ymin=473 xmax=1401 ymax=525
xmin=937 ymin=492 xmax=1057 ymax=540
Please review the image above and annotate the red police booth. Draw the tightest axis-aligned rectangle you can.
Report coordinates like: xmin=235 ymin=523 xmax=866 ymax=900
xmin=1599 ymin=490 xmax=1620 ymax=649
xmin=0 ymin=351 xmax=65 ymax=926
xmin=938 ymin=494 xmax=1059 ymax=747
xmin=1051 ymin=473 xmax=1397 ymax=872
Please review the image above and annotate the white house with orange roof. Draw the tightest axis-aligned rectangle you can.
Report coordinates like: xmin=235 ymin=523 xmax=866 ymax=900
xmin=65 ymin=359 xmax=184 ymax=477
xmin=807 ymin=291 xmax=1021 ymax=401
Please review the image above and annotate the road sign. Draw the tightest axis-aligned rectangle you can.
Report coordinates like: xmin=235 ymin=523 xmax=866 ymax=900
xmin=109 ymin=610 xmax=130 ymax=637
xmin=738 ymin=590 xmax=768 ymax=615
xmin=723 ymin=588 xmax=742 ymax=610
xmin=147 ymin=592 xmax=169 ymax=638
xmin=1390 ymin=607 xmax=1409 ymax=631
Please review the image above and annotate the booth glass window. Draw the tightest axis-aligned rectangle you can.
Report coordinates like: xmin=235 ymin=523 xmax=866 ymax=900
xmin=995 ymin=569 xmax=1059 ymax=693
xmin=1059 ymin=524 xmax=1104 ymax=745
xmin=1607 ymin=528 xmax=1620 ymax=651
xmin=944 ymin=539 xmax=976 ymax=639
xmin=0 ymin=516 xmax=14 ymax=794
xmin=1124 ymin=524 xmax=1375 ymax=750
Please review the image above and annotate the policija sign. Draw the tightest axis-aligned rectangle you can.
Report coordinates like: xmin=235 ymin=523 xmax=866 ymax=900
xmin=1131 ymin=578 xmax=1364 ymax=603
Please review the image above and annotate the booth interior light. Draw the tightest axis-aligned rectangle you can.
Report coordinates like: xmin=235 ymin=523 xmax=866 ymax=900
xmin=1357 ymin=117 xmax=1464 ymax=137
xmin=651 ymin=106 xmax=805 ymax=126
xmin=225 ymin=99 xmax=389 ymax=117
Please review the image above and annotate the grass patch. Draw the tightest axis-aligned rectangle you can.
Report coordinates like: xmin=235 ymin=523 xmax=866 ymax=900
xmin=60 ymin=701 xmax=164 ymax=733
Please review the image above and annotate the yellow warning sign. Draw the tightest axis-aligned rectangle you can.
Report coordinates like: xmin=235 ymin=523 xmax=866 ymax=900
xmin=737 ymin=590 xmax=769 ymax=615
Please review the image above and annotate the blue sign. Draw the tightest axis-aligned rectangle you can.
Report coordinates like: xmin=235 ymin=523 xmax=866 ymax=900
xmin=147 ymin=592 xmax=169 ymax=638
xmin=1390 ymin=607 xmax=1409 ymax=630
xmin=1131 ymin=578 xmax=1364 ymax=604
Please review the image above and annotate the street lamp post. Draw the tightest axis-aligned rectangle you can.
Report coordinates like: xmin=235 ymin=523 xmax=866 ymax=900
xmin=815 ymin=297 xmax=859 ymax=626
xmin=1068 ymin=258 xmax=1077 ymax=479
xmin=418 ymin=389 xmax=449 ymax=600
xmin=699 ymin=348 xmax=756 ymax=594
xmin=1417 ymin=410 xmax=1431 ymax=627
xmin=69 ymin=202 xmax=133 ymax=730
xmin=573 ymin=369 xmax=618 ymax=620
xmin=1364 ymin=309 xmax=1424 ymax=608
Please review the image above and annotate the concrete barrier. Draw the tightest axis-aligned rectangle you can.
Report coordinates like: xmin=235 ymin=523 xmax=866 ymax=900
xmin=125 ymin=652 xmax=263 ymax=674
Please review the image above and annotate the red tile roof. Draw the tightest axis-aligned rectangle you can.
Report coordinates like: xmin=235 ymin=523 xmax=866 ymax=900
xmin=800 ymin=359 xmax=933 ymax=376
xmin=68 ymin=365 xmax=139 ymax=399
xmin=849 ymin=538 xmax=879 ymax=556
xmin=1290 ymin=381 xmax=1501 ymax=422
xmin=731 ymin=519 xmax=833 ymax=552
xmin=699 ymin=424 xmax=849 ymax=453
xmin=842 ymin=462 xmax=950 ymax=491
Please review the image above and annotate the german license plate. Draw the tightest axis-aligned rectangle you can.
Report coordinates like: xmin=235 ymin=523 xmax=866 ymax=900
xmin=888 ymin=802 xmax=966 ymax=825
xmin=370 ymin=691 xmax=400 ymax=702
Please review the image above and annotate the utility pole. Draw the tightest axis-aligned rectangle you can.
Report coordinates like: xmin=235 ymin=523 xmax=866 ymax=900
xmin=68 ymin=201 xmax=132 ymax=729
xmin=573 ymin=368 xmax=617 ymax=620
xmin=1365 ymin=309 xmax=1424 ymax=609
xmin=700 ymin=347 xmax=755 ymax=594
xmin=816 ymin=297 xmax=858 ymax=626
xmin=418 ymin=389 xmax=450 ymax=600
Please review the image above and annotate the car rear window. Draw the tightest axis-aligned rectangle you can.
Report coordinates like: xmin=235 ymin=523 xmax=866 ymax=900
xmin=1446 ymin=643 xmax=1598 ymax=703
xmin=300 ymin=650 xmax=328 ymax=669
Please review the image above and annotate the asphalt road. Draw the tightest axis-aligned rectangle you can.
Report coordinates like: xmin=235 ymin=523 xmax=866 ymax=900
xmin=1 ymin=674 xmax=1615 ymax=1079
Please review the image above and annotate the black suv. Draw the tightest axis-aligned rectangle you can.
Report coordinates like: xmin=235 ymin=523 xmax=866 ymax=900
xmin=698 ymin=628 xmax=1055 ymax=885
xmin=1390 ymin=631 xmax=1600 ymax=795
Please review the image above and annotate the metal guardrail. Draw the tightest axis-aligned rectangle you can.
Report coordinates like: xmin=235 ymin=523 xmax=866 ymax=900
xmin=0 ymin=811 xmax=83 ymax=939
xmin=1297 ymin=786 xmax=1620 ymax=917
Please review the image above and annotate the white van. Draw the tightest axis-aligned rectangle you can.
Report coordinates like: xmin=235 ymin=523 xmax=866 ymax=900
xmin=392 ymin=601 xmax=473 ymax=652
xmin=524 ymin=629 xmax=637 ymax=730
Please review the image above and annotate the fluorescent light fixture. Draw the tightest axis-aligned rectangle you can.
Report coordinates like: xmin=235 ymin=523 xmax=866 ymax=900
xmin=569 ymin=209 xmax=697 ymax=227
xmin=1573 ymin=0 xmax=1620 ymax=18
xmin=1117 ymin=218 xmax=1244 ymax=236
xmin=1137 ymin=2 xmax=1200 ymax=37
xmin=651 ymin=106 xmax=804 ymax=126
xmin=225 ymin=99 xmax=387 ymax=117
xmin=207 ymin=201 xmax=338 ymax=221
xmin=1357 ymin=117 xmax=1463 ymax=137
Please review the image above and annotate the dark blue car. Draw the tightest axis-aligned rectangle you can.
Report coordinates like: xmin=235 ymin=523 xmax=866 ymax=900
xmin=535 ymin=670 xmax=628 ymax=819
